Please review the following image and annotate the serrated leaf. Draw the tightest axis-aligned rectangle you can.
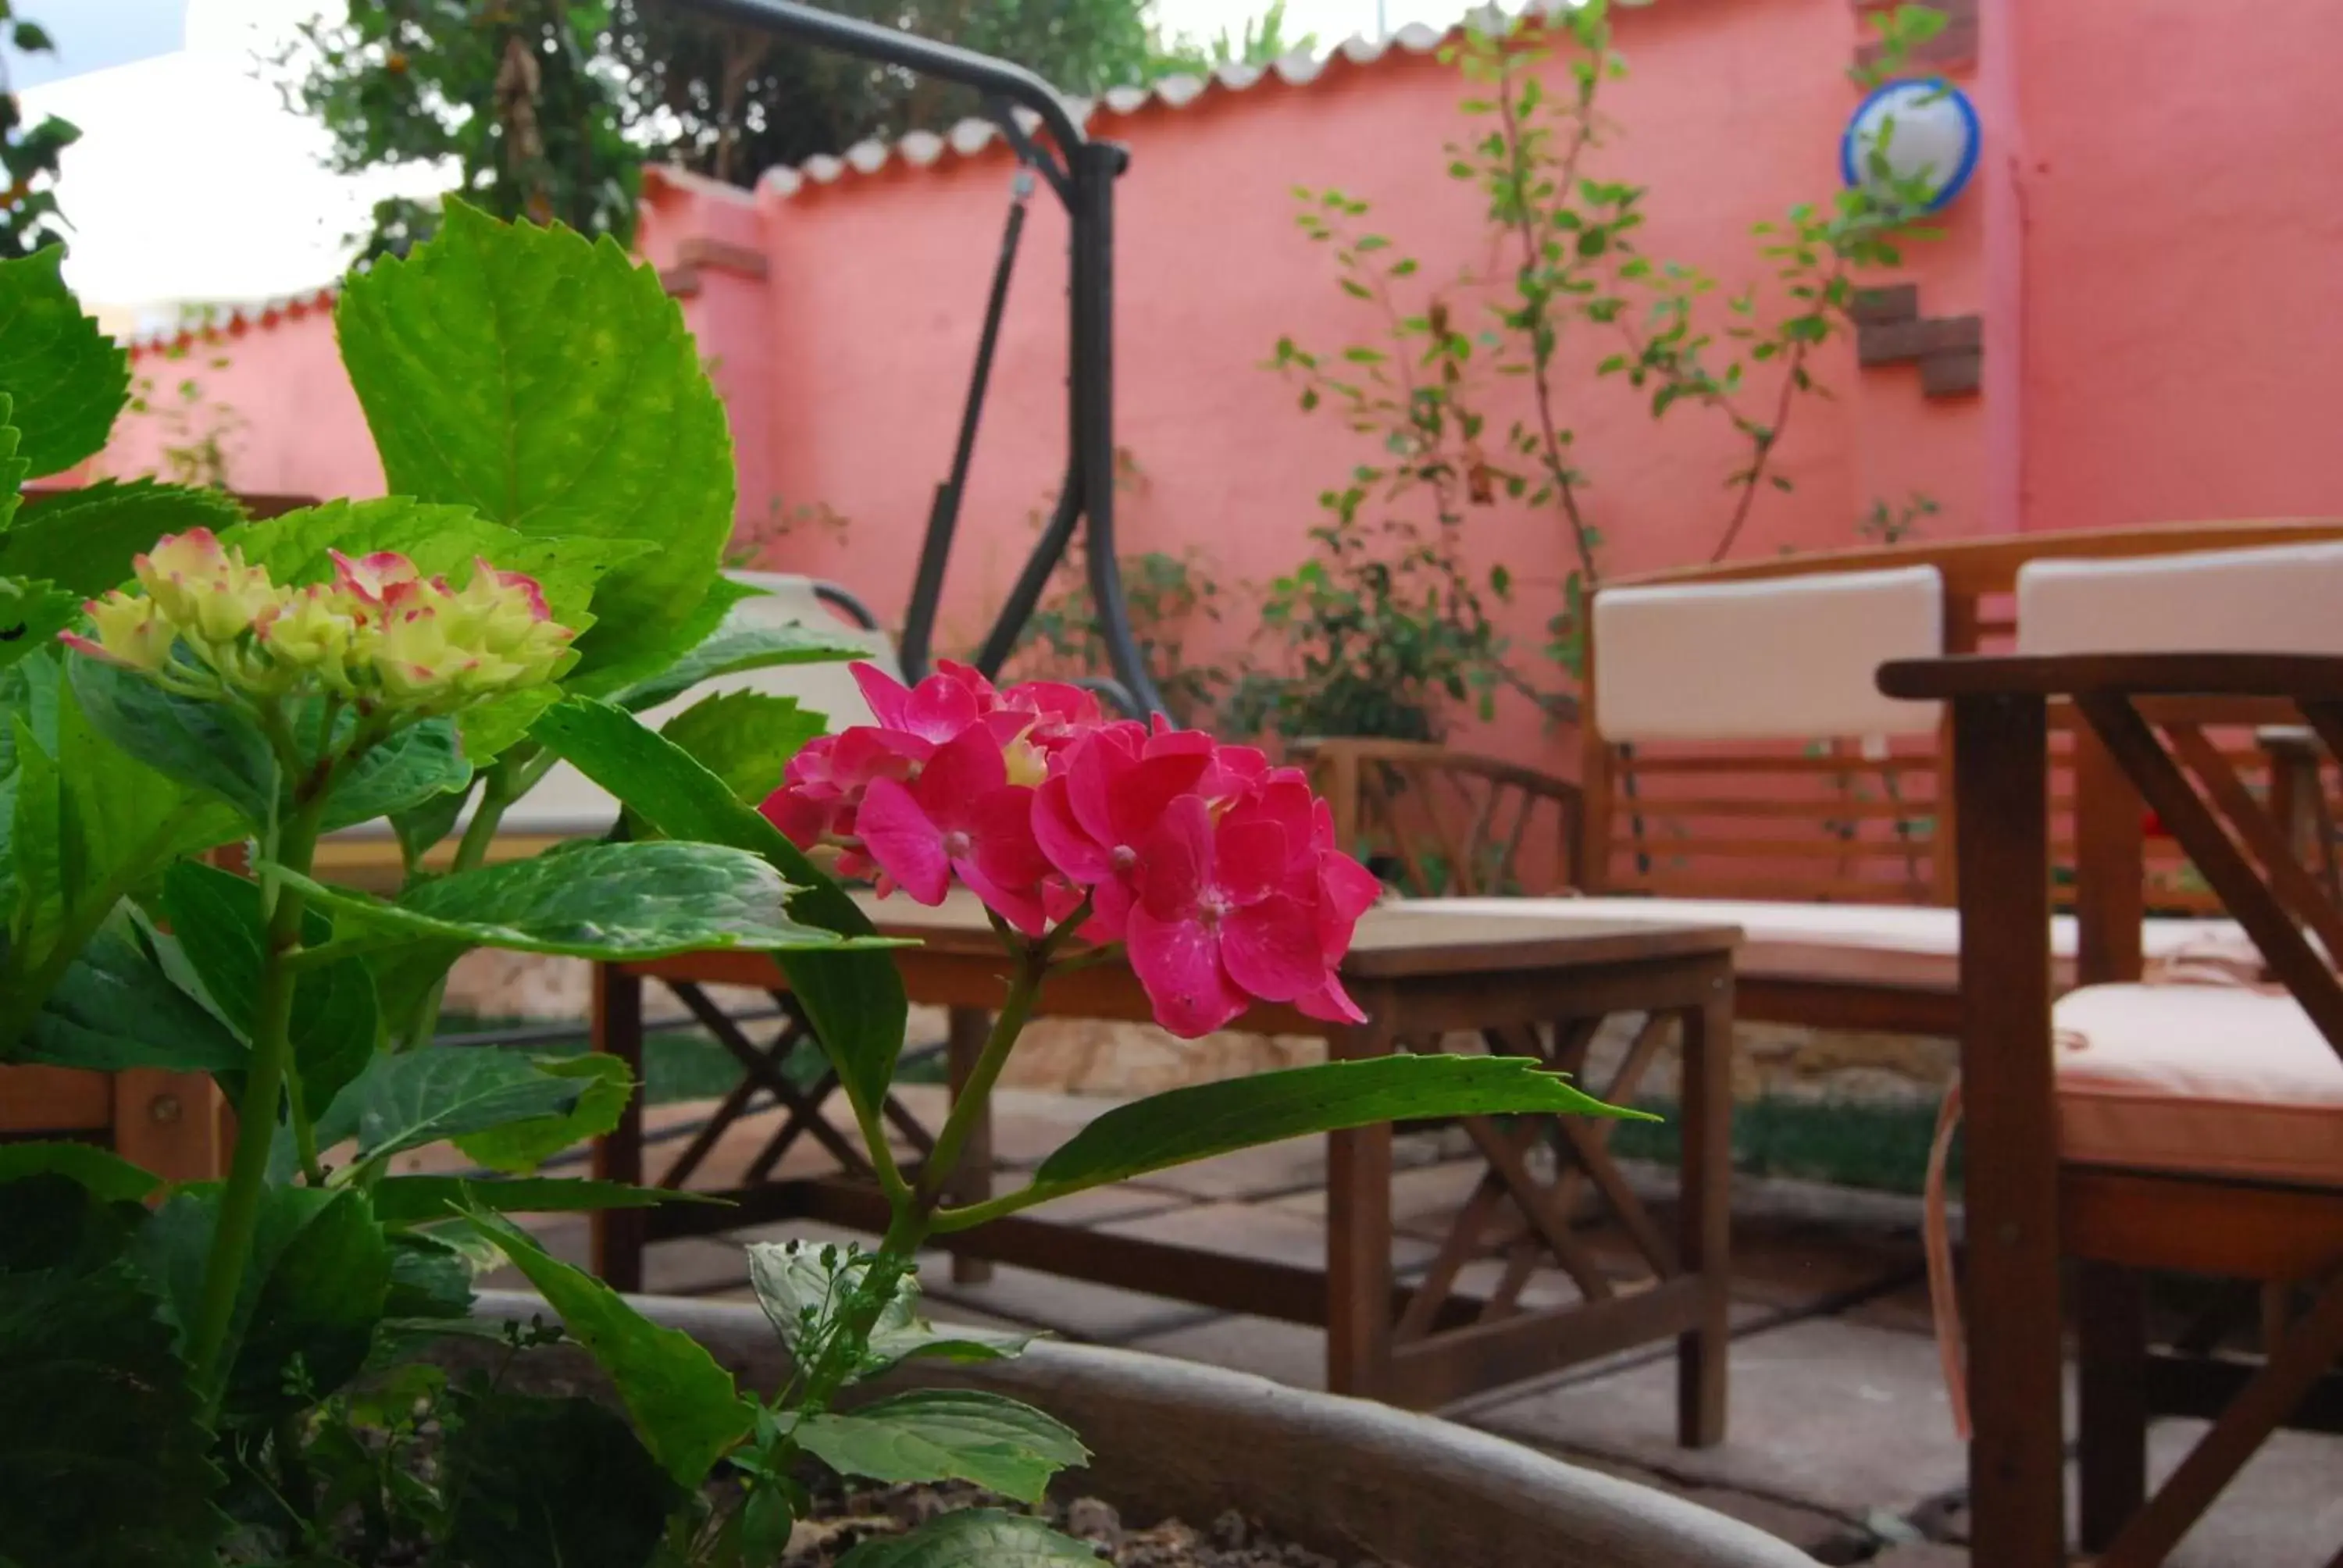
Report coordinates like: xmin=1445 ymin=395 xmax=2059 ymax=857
xmin=384 ymin=1231 xmax=475 ymax=1320
xmin=525 ymin=697 xmax=908 ymax=1115
xmin=335 ymin=202 xmax=735 ymax=686
xmin=446 ymin=1392 xmax=683 ymax=1568
xmin=656 ymin=688 xmax=821 ymax=804
xmin=0 ymin=1141 xmax=160 ymax=1204
xmin=747 ymin=1242 xmax=1029 ymax=1381
xmin=66 ymin=651 xmax=275 ymax=825
xmin=0 ymin=480 xmax=246 ymax=596
xmin=273 ymin=839 xmax=854 ymax=962
xmin=319 ymin=716 xmax=473 ymax=832
xmin=130 ymin=1184 xmax=391 ymax=1423
xmin=797 ymin=1390 xmax=1086 ymax=1505
xmin=1029 ymin=1057 xmax=1643 ymax=1196
xmin=370 ymin=1174 xmax=725 ymax=1226
xmin=159 ymin=861 xmax=377 ymax=1112
xmin=613 ymin=621 xmax=870 ymax=714
xmin=0 ymin=246 xmax=130 ymax=477
xmin=0 ymin=1221 xmax=226 ymax=1565
xmin=20 ymin=917 xmax=248 ymax=1073
xmin=312 ymin=1046 xmax=587 ymax=1164
xmin=456 ymin=1206 xmax=753 ymax=1487
xmin=836 ymin=1510 xmax=1102 ymax=1567
xmin=0 ymin=575 xmax=78 ymax=673
xmin=453 ymin=1052 xmax=633 ymax=1174
xmin=389 ymin=776 xmax=474 ymax=867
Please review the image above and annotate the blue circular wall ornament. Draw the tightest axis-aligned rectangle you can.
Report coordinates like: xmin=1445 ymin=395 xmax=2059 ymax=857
xmin=1840 ymin=77 xmax=1981 ymax=214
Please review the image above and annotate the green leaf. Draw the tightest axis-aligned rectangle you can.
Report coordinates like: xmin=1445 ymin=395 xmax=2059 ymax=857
xmin=456 ymin=1206 xmax=753 ymax=1486
xmin=130 ymin=1184 xmax=391 ymax=1422
xmin=747 ymin=1242 xmax=1029 ymax=1380
xmin=0 ymin=246 xmax=130 ymax=478
xmin=0 ymin=1141 xmax=159 ymax=1204
xmin=66 ymin=652 xmax=275 ymax=825
xmin=797 ymin=1390 xmax=1085 ymax=1505
xmin=0 ymin=576 xmax=78 ymax=674
xmin=319 ymin=717 xmax=473 ymax=832
xmin=160 ymin=861 xmax=377 ymax=1113
xmin=0 ymin=1183 xmax=226 ymax=1565
xmin=655 ymin=689 xmax=820 ymax=804
xmin=612 ymin=620 xmax=869 ymax=714
xmin=836 ymin=1511 xmax=1102 ymax=1567
xmin=390 ymin=777 xmax=474 ymax=868
xmin=371 ymin=1174 xmax=724 ymax=1226
xmin=335 ymin=202 xmax=735 ymax=687
xmin=313 ymin=1046 xmax=588 ymax=1164
xmin=526 ymin=697 xmax=908 ymax=1114
xmin=0 ymin=480 xmax=246 ymax=596
xmin=445 ymin=1392 xmax=684 ymax=1568
xmin=273 ymin=839 xmax=856 ymax=961
xmin=1030 ymin=1057 xmax=1642 ymax=1196
xmin=20 ymin=918 xmax=248 ymax=1073
xmin=385 ymin=1230 xmax=476 ymax=1320
xmin=453 ymin=1052 xmax=633 ymax=1174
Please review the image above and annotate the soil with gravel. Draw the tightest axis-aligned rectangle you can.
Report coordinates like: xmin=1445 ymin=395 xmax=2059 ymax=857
xmin=783 ymin=1480 xmax=1395 ymax=1568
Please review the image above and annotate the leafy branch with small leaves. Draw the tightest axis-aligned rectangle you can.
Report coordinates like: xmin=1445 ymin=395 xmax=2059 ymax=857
xmin=1267 ymin=0 xmax=1953 ymax=722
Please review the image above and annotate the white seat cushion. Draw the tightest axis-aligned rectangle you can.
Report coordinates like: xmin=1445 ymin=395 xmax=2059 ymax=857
xmin=1413 ymin=895 xmax=2257 ymax=971
xmin=2019 ymin=542 xmax=2343 ymax=656
xmin=2052 ymin=984 xmax=2343 ymax=1185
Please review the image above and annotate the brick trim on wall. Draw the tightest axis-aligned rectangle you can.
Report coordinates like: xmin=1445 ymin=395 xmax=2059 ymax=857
xmin=1854 ymin=285 xmax=1981 ymax=397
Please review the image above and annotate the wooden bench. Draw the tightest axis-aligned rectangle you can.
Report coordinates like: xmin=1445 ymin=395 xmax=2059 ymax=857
xmin=1303 ymin=520 xmax=2343 ymax=1035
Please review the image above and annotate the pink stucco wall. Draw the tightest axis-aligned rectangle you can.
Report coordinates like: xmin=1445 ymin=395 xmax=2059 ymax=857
xmin=1985 ymin=0 xmax=2343 ymax=534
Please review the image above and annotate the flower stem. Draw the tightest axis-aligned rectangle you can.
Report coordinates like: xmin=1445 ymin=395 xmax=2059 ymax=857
xmin=398 ymin=758 xmax=517 ymax=1052
xmin=188 ymin=787 xmax=329 ymax=1412
xmin=915 ymin=939 xmax=1047 ymax=1209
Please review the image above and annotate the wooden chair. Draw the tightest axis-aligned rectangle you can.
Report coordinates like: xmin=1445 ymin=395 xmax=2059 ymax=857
xmin=1878 ymin=541 xmax=2343 ymax=1566
xmin=1286 ymin=738 xmax=1582 ymax=896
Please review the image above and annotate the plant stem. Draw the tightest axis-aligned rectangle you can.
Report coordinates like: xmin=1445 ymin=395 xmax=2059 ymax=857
xmin=915 ymin=941 xmax=1047 ymax=1209
xmin=398 ymin=759 xmax=516 ymax=1052
xmin=188 ymin=788 xmax=330 ymax=1411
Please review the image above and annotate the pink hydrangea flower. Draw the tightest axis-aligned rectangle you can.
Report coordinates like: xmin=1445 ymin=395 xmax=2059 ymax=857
xmin=762 ymin=662 xmax=1379 ymax=1040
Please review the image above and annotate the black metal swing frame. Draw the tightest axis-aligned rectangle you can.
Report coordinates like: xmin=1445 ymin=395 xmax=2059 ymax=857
xmin=674 ymin=0 xmax=1166 ymax=718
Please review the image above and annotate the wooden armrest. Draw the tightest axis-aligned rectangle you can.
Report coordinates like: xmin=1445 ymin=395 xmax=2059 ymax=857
xmin=1879 ymin=653 xmax=2343 ymax=703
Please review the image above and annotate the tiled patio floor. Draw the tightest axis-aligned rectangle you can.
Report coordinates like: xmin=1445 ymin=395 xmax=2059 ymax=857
xmin=484 ymin=1087 xmax=2343 ymax=1566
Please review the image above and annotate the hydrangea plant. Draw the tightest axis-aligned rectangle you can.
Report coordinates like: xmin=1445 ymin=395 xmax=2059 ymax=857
xmin=0 ymin=208 xmax=1629 ymax=1566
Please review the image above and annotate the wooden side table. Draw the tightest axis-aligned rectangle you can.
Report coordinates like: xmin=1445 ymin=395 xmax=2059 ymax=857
xmin=592 ymin=897 xmax=1739 ymax=1430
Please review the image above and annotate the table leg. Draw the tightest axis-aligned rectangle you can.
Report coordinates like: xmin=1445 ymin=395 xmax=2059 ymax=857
xmin=1325 ymin=1018 xmax=1395 ymax=1398
xmin=591 ymin=963 xmax=647 ymax=1292
xmin=945 ymin=1005 xmax=993 ymax=1285
xmin=1676 ymin=964 xmax=1733 ymax=1448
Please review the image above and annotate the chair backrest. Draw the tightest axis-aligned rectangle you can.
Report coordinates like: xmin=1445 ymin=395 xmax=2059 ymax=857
xmin=1584 ymin=565 xmax=1948 ymax=903
xmin=511 ymin=571 xmax=900 ymax=836
xmin=2015 ymin=541 xmax=2343 ymax=925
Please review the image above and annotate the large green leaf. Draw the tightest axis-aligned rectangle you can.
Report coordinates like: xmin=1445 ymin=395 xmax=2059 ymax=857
xmin=273 ymin=839 xmax=858 ymax=961
xmin=0 ymin=480 xmax=245 ymax=596
xmin=0 ymin=576 xmax=78 ymax=675
xmin=613 ymin=620 xmax=870 ymax=714
xmin=747 ymin=1241 xmax=1028 ymax=1381
xmin=0 ymin=1183 xmax=226 ymax=1565
xmin=335 ymin=201 xmax=735 ymax=687
xmin=445 ymin=1392 xmax=683 ymax=1568
xmin=457 ymin=1206 xmax=753 ymax=1487
xmin=312 ymin=1046 xmax=587 ymax=1165
xmin=657 ymin=689 xmax=822 ymax=806
xmin=0 ymin=1142 xmax=159 ymax=1205
xmin=835 ymin=1511 xmax=1102 ymax=1568
xmin=66 ymin=651 xmax=276 ymax=825
xmin=159 ymin=861 xmax=378 ymax=1114
xmin=129 ymin=1183 xmax=391 ymax=1424
xmin=797 ymin=1391 xmax=1086 ymax=1505
xmin=370 ymin=1174 xmax=724 ymax=1226
xmin=317 ymin=716 xmax=473 ymax=832
xmin=1029 ymin=1057 xmax=1642 ymax=1198
xmin=0 ymin=246 xmax=130 ymax=478
xmin=526 ymin=697 xmax=908 ymax=1114
xmin=452 ymin=1052 xmax=633 ymax=1174
xmin=0 ymin=404 xmax=27 ymax=532
xmin=20 ymin=918 xmax=248 ymax=1073
xmin=384 ymin=1230 xmax=475 ymax=1320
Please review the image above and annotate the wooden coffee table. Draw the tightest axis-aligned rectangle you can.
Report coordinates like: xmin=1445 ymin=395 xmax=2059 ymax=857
xmin=590 ymin=896 xmax=1739 ymax=1429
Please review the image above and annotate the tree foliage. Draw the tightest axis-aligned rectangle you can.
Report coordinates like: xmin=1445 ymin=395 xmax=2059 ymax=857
xmin=282 ymin=0 xmax=1309 ymax=262
xmin=0 ymin=2 xmax=75 ymax=258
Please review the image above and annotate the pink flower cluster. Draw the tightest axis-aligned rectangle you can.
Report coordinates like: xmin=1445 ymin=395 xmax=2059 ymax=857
xmin=762 ymin=664 xmax=1381 ymax=1039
